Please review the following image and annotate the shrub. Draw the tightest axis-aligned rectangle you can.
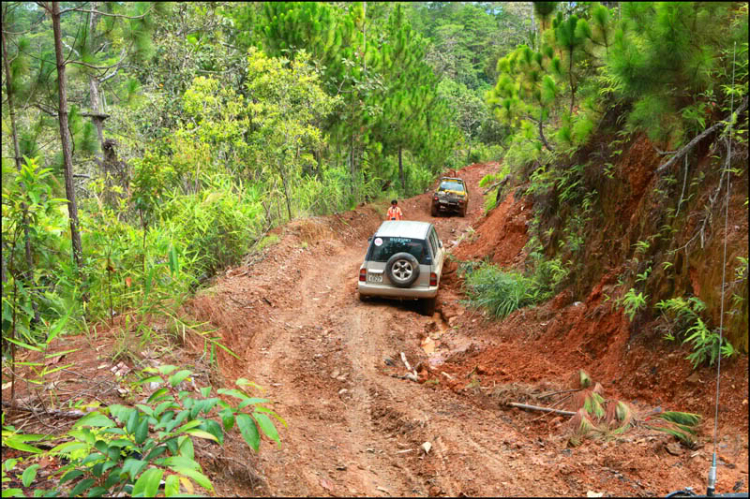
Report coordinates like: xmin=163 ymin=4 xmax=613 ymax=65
xmin=657 ymin=297 xmax=737 ymax=368
xmin=530 ymin=254 xmax=569 ymax=301
xmin=160 ymin=184 xmax=263 ymax=278
xmin=656 ymin=296 xmax=706 ymax=339
xmin=2 ymin=366 xmax=284 ymax=497
xmin=464 ymin=264 xmax=538 ymax=319
xmin=617 ymin=288 xmax=647 ymax=322
xmin=683 ymin=318 xmax=737 ymax=369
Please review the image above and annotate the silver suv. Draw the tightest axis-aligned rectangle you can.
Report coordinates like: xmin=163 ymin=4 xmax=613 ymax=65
xmin=357 ymin=221 xmax=445 ymax=315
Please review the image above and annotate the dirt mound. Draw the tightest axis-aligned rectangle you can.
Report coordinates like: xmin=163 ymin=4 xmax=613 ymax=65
xmin=452 ymin=187 xmax=533 ymax=267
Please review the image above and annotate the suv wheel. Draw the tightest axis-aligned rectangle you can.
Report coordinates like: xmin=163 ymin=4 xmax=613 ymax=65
xmin=421 ymin=296 xmax=437 ymax=316
xmin=431 ymin=203 xmax=438 ymax=217
xmin=385 ymin=252 xmax=420 ymax=288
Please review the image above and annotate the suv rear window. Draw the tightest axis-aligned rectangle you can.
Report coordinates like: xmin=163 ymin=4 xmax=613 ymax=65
xmin=367 ymin=237 xmax=431 ymax=264
xmin=439 ymin=180 xmax=465 ymax=192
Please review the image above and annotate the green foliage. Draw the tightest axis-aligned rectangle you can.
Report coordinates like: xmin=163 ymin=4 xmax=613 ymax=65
xmin=2 ymin=158 xmax=70 ymax=347
xmin=3 ymin=367 xmax=284 ymax=497
xmin=529 ymin=254 xmax=569 ymax=301
xmin=646 ymin=411 xmax=702 ymax=445
xmin=256 ymin=234 xmax=280 ymax=252
xmin=617 ymin=288 xmax=647 ymax=322
xmin=2 ymin=415 xmax=46 ymax=455
xmin=605 ymin=2 xmax=745 ymax=145
xmin=656 ymin=296 xmax=706 ymax=339
xmin=683 ymin=318 xmax=737 ymax=369
xmin=464 ymin=264 xmax=538 ymax=319
xmin=161 ymin=183 xmax=263 ymax=278
xmin=656 ymin=296 xmax=737 ymax=368
xmin=463 ymin=251 xmax=569 ymax=319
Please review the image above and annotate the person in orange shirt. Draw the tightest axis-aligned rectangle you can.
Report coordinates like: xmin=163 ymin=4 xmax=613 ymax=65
xmin=386 ymin=199 xmax=404 ymax=221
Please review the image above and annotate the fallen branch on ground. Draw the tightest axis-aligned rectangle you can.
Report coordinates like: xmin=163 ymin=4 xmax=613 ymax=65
xmin=1 ymin=399 xmax=98 ymax=418
xmin=400 ymin=352 xmax=412 ymax=371
xmin=536 ymin=388 xmax=582 ymax=400
xmin=508 ymin=402 xmax=576 ymax=417
xmin=399 ymin=352 xmax=418 ymax=381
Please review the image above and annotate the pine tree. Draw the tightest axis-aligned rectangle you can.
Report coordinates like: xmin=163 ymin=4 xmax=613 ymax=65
xmin=552 ymin=12 xmax=590 ymax=115
xmin=533 ymin=2 xmax=558 ymax=34
xmin=45 ymin=1 xmax=83 ymax=268
xmin=68 ymin=2 xmax=164 ymax=195
xmin=605 ymin=2 xmax=743 ymax=145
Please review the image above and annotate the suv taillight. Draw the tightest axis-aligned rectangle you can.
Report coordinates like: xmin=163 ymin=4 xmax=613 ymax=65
xmin=359 ymin=268 xmax=367 ymax=282
xmin=430 ymin=272 xmax=437 ymax=286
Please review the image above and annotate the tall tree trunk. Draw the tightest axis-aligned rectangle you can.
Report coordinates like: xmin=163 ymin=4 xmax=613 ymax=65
xmin=315 ymin=148 xmax=322 ymax=177
xmin=2 ymin=23 xmax=40 ymax=324
xmin=362 ymin=1 xmax=367 ymax=74
xmin=399 ymin=146 xmax=406 ymax=193
xmin=86 ymin=3 xmax=116 ymax=206
xmin=349 ymin=135 xmax=357 ymax=200
xmin=1 ymin=239 xmax=7 ymax=310
xmin=51 ymin=1 xmax=84 ymax=268
xmin=88 ymin=2 xmax=106 ymax=157
xmin=279 ymin=147 xmax=293 ymax=221
xmin=282 ymin=174 xmax=292 ymax=221
xmin=536 ymin=109 xmax=555 ymax=153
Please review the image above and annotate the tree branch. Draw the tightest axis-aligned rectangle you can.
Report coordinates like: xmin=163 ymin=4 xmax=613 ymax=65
xmin=100 ymin=66 xmax=119 ymax=83
xmin=528 ymin=111 xmax=555 ymax=152
xmin=30 ymin=102 xmax=58 ymax=116
xmin=655 ymin=96 xmax=749 ymax=175
xmin=67 ymin=48 xmax=127 ymax=71
xmin=62 ymin=6 xmax=152 ymax=20
xmin=653 ymin=145 xmax=678 ymax=156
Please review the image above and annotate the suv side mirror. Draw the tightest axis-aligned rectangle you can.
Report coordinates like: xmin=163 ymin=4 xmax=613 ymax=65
xmin=438 ymin=240 xmax=443 ymax=248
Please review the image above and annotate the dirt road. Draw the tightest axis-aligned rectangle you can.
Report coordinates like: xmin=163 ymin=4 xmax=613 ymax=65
xmin=230 ymin=163 xmax=530 ymax=496
xmin=192 ymin=162 xmax=748 ymax=497
xmin=204 ymin=163 xmax=541 ymax=496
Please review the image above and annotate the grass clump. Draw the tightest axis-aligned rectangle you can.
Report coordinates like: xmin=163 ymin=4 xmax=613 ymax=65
xmin=463 ymin=264 xmax=538 ymax=319
xmin=256 ymin=234 xmax=280 ymax=252
xmin=463 ymin=254 xmax=568 ymax=319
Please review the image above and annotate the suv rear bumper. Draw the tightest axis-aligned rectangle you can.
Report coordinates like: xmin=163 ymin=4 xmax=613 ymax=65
xmin=358 ymin=282 xmax=438 ymax=299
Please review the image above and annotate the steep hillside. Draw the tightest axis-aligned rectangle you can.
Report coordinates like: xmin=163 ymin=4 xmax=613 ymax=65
xmin=443 ymin=128 xmax=749 ymax=431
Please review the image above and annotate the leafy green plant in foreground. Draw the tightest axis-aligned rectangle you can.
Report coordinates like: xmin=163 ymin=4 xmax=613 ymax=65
xmin=2 ymin=366 xmax=284 ymax=497
xmin=657 ymin=296 xmax=737 ymax=368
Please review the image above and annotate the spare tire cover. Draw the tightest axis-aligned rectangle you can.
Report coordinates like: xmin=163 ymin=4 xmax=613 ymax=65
xmin=385 ymin=252 xmax=420 ymax=288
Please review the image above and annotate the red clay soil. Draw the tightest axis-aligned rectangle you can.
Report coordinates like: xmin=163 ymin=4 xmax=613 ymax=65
xmin=452 ymin=187 xmax=533 ymax=268
xmin=3 ymin=161 xmax=747 ymax=497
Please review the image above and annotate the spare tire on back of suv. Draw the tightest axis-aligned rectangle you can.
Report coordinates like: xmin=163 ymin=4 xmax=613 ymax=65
xmin=385 ymin=252 xmax=420 ymax=288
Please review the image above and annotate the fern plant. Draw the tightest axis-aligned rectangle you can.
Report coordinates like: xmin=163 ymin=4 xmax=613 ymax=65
xmin=618 ymin=288 xmax=647 ymax=322
xmin=683 ymin=319 xmax=737 ymax=369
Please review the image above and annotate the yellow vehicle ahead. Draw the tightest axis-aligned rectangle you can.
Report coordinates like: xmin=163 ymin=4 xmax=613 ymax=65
xmin=431 ymin=177 xmax=468 ymax=217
